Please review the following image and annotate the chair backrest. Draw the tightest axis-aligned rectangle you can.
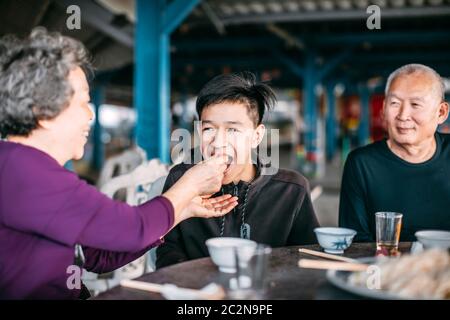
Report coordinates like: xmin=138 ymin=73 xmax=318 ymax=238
xmin=100 ymin=159 xmax=168 ymax=205
xmin=97 ymin=147 xmax=147 ymax=189
xmin=310 ymin=185 xmax=323 ymax=203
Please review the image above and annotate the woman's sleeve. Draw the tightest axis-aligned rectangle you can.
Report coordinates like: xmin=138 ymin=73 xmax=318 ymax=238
xmin=155 ymin=168 xmax=190 ymax=268
xmin=76 ymin=192 xmax=174 ymax=252
xmin=82 ymin=238 xmax=163 ymax=274
xmin=1 ymin=159 xmax=174 ymax=252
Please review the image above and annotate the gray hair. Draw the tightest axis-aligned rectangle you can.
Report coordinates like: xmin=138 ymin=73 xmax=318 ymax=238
xmin=0 ymin=27 xmax=91 ymax=137
xmin=385 ymin=63 xmax=445 ymax=102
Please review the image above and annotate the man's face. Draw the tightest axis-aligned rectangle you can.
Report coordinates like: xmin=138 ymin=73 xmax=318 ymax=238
xmin=200 ymin=102 xmax=264 ymax=185
xmin=383 ymin=72 xmax=449 ymax=147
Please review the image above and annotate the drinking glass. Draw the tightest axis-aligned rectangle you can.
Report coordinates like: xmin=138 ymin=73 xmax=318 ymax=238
xmin=375 ymin=212 xmax=403 ymax=256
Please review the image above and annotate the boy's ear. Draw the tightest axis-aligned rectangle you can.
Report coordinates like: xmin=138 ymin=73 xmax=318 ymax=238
xmin=251 ymin=124 xmax=265 ymax=148
xmin=195 ymin=120 xmax=201 ymax=135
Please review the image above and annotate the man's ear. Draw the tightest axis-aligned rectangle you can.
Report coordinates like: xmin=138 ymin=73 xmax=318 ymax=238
xmin=437 ymin=101 xmax=449 ymax=125
xmin=251 ymin=124 xmax=265 ymax=148
xmin=381 ymin=99 xmax=387 ymax=117
xmin=381 ymin=99 xmax=388 ymax=130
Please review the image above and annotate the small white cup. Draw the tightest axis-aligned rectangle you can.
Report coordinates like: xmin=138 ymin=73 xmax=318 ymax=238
xmin=206 ymin=237 xmax=257 ymax=273
xmin=415 ymin=230 xmax=450 ymax=250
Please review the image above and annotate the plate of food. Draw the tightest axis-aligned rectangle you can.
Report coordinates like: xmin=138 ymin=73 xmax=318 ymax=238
xmin=326 ymin=249 xmax=450 ymax=300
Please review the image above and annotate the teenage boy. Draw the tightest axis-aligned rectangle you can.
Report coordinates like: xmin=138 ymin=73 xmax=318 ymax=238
xmin=156 ymin=72 xmax=319 ymax=268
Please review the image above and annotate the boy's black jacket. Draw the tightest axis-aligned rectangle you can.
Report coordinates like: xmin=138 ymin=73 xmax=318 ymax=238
xmin=156 ymin=157 xmax=320 ymax=269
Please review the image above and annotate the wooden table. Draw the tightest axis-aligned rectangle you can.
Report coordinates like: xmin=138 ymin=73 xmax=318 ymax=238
xmin=95 ymin=242 xmax=412 ymax=300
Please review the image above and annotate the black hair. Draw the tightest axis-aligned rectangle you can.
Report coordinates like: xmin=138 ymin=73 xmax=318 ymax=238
xmin=196 ymin=72 xmax=277 ymax=126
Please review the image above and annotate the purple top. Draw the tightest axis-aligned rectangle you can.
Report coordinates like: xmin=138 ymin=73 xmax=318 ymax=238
xmin=0 ymin=141 xmax=174 ymax=299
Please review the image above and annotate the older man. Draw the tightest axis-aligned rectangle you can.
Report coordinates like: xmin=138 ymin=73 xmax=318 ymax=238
xmin=339 ymin=64 xmax=449 ymax=242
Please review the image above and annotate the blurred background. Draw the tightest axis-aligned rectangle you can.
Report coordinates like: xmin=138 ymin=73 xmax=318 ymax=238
xmin=1 ymin=0 xmax=450 ymax=227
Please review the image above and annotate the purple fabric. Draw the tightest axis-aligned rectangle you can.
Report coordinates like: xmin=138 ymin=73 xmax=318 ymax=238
xmin=0 ymin=141 xmax=174 ymax=299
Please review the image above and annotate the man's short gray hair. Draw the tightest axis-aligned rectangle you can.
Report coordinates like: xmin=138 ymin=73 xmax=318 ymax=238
xmin=0 ymin=27 xmax=91 ymax=137
xmin=385 ymin=63 xmax=446 ymax=102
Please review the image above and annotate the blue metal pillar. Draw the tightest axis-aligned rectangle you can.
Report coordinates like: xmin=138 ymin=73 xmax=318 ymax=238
xmin=135 ymin=0 xmax=200 ymax=163
xmin=274 ymin=48 xmax=353 ymax=174
xmin=91 ymin=85 xmax=104 ymax=170
xmin=358 ymin=85 xmax=371 ymax=146
xmin=303 ymin=51 xmax=318 ymax=158
xmin=135 ymin=0 xmax=167 ymax=161
xmin=64 ymin=161 xmax=74 ymax=171
xmin=325 ymin=82 xmax=337 ymax=160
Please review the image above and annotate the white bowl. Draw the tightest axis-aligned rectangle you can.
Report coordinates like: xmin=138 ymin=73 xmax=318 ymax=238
xmin=205 ymin=237 xmax=257 ymax=273
xmin=415 ymin=230 xmax=450 ymax=250
xmin=314 ymin=227 xmax=357 ymax=254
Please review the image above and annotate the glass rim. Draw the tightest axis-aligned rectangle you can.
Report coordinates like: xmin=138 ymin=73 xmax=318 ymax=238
xmin=375 ymin=211 xmax=403 ymax=218
xmin=253 ymin=244 xmax=272 ymax=255
xmin=233 ymin=244 xmax=272 ymax=255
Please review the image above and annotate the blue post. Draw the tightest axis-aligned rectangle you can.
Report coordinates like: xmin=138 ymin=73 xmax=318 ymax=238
xmin=275 ymin=48 xmax=352 ymax=174
xmin=135 ymin=0 xmax=167 ymax=162
xmin=135 ymin=0 xmax=200 ymax=163
xmin=64 ymin=161 xmax=75 ymax=172
xmin=325 ymin=82 xmax=337 ymax=160
xmin=303 ymin=51 xmax=317 ymax=157
xmin=358 ymin=86 xmax=371 ymax=146
xmin=91 ymin=85 xmax=104 ymax=170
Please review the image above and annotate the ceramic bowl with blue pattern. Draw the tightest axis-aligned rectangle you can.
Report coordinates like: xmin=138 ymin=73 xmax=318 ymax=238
xmin=314 ymin=227 xmax=357 ymax=254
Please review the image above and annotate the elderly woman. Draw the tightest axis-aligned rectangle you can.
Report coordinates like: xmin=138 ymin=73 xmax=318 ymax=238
xmin=0 ymin=28 xmax=238 ymax=299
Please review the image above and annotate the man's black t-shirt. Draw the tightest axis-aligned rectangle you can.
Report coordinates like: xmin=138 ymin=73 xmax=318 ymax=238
xmin=339 ymin=132 xmax=450 ymax=242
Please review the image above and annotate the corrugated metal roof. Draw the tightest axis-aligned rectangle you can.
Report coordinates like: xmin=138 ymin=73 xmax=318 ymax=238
xmin=205 ymin=0 xmax=450 ymax=15
xmin=185 ymin=0 xmax=450 ymax=24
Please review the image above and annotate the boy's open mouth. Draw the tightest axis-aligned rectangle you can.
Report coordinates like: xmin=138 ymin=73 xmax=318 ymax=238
xmin=225 ymin=155 xmax=234 ymax=172
xmin=209 ymin=149 xmax=235 ymax=173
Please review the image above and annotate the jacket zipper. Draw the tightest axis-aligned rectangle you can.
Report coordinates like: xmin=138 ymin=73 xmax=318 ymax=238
xmin=233 ymin=184 xmax=239 ymax=215
xmin=233 ymin=184 xmax=239 ymax=197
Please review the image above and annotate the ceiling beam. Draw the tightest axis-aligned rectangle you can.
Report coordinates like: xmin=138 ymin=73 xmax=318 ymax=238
xmin=173 ymin=30 xmax=450 ymax=52
xmin=56 ymin=0 xmax=134 ymax=47
xmin=163 ymin=0 xmax=201 ymax=34
xmin=313 ymin=31 xmax=450 ymax=46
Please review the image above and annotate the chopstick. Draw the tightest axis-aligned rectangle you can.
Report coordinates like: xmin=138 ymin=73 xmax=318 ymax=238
xmin=298 ymin=259 xmax=369 ymax=271
xmin=120 ymin=279 xmax=164 ymax=293
xmin=298 ymin=248 xmax=359 ymax=263
xmin=119 ymin=279 xmax=225 ymax=300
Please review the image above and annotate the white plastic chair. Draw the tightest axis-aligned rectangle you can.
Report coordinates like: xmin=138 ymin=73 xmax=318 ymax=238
xmin=96 ymin=146 xmax=147 ymax=189
xmin=82 ymin=158 xmax=169 ymax=296
xmin=100 ymin=158 xmax=168 ymax=205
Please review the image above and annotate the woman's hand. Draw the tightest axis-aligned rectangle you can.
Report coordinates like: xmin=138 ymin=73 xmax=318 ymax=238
xmin=179 ymin=194 xmax=238 ymax=221
xmin=162 ymin=155 xmax=230 ymax=227
xmin=180 ymin=155 xmax=228 ymax=196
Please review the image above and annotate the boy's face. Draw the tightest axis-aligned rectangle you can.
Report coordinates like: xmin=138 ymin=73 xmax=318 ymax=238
xmin=199 ymin=102 xmax=265 ymax=185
